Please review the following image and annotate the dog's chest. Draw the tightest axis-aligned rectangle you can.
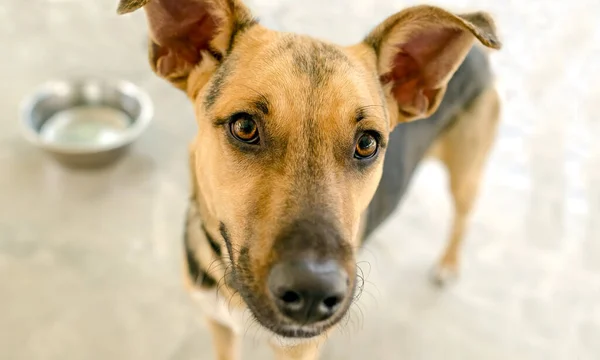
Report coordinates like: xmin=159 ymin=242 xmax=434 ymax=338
xmin=191 ymin=288 xmax=245 ymax=333
xmin=191 ymin=288 xmax=314 ymax=347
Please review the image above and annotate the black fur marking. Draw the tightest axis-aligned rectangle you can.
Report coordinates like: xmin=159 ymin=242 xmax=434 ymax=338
xmin=208 ymin=47 xmax=223 ymax=63
xmin=363 ymin=34 xmax=381 ymax=57
xmin=227 ymin=19 xmax=258 ymax=55
xmin=184 ymin=225 xmax=217 ymax=288
xmin=290 ymin=42 xmax=349 ymax=87
xmin=203 ymin=18 xmax=257 ymax=108
xmin=253 ymin=98 xmax=270 ymax=115
xmin=219 ymin=222 xmax=235 ymax=264
xmin=204 ymin=58 xmax=233 ymax=110
xmin=169 ymin=74 xmax=189 ymax=83
xmin=201 ymin=224 xmax=222 ymax=257
xmin=356 ymin=107 xmax=367 ymax=123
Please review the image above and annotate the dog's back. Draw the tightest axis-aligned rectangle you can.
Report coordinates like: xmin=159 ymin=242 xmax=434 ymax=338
xmin=364 ymin=45 xmax=494 ymax=239
xmin=363 ymin=44 xmax=501 ymax=286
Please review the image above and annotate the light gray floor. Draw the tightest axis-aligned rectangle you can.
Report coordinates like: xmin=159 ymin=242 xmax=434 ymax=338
xmin=2 ymin=0 xmax=600 ymax=359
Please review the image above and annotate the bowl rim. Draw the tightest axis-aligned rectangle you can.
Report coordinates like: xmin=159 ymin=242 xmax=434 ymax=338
xmin=19 ymin=78 xmax=154 ymax=154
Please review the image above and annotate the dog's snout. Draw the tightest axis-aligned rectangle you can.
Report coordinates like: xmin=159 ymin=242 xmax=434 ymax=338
xmin=268 ymin=259 xmax=348 ymax=324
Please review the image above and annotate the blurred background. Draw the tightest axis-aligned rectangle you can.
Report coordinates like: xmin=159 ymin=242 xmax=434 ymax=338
xmin=1 ymin=0 xmax=599 ymax=359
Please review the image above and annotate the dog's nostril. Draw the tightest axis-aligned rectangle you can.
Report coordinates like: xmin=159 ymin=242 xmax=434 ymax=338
xmin=322 ymin=296 xmax=341 ymax=309
xmin=280 ymin=290 xmax=302 ymax=304
xmin=268 ymin=259 xmax=349 ymax=324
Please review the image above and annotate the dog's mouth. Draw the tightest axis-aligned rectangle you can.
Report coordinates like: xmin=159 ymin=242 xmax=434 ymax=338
xmin=231 ymin=248 xmax=356 ymax=338
xmin=236 ymin=275 xmax=356 ymax=339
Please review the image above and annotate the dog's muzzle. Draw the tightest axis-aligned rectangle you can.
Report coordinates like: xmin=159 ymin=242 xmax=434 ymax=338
xmin=265 ymin=214 xmax=354 ymax=327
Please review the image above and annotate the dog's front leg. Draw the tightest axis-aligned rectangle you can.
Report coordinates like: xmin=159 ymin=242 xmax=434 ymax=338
xmin=207 ymin=319 xmax=240 ymax=360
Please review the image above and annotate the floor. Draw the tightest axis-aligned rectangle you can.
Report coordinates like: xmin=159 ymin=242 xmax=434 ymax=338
xmin=1 ymin=0 xmax=600 ymax=359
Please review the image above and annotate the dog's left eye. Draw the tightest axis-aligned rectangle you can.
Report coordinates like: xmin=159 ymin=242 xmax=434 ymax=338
xmin=230 ymin=114 xmax=259 ymax=144
xmin=354 ymin=132 xmax=379 ymax=159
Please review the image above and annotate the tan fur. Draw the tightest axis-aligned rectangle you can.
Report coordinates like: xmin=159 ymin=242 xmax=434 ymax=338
xmin=427 ymin=85 xmax=501 ymax=284
xmin=208 ymin=319 xmax=240 ymax=360
xmin=117 ymin=1 xmax=502 ymax=358
xmin=270 ymin=339 xmax=325 ymax=360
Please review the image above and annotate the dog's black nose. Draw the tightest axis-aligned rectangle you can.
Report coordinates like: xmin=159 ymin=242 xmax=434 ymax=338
xmin=267 ymin=259 xmax=348 ymax=324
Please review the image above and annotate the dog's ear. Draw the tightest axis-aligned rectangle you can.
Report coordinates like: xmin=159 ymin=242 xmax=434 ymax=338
xmin=117 ymin=0 xmax=255 ymax=92
xmin=364 ymin=5 xmax=501 ymax=125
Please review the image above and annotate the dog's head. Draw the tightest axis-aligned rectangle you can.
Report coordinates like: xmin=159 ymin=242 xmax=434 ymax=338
xmin=118 ymin=0 xmax=500 ymax=338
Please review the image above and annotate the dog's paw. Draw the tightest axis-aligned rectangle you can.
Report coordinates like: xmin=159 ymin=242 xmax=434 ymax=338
xmin=429 ymin=263 xmax=459 ymax=287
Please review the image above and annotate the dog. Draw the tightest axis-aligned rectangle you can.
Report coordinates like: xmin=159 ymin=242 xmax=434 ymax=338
xmin=117 ymin=1 xmax=502 ymax=358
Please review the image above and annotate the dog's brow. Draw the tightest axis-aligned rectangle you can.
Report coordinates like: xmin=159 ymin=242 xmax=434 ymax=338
xmin=252 ymin=98 xmax=269 ymax=115
xmin=237 ymin=84 xmax=270 ymax=115
xmin=356 ymin=108 xmax=367 ymax=122
xmin=355 ymin=105 xmax=385 ymax=123
xmin=211 ymin=96 xmax=270 ymax=127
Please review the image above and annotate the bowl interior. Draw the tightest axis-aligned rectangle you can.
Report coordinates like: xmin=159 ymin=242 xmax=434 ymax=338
xmin=22 ymin=80 xmax=152 ymax=153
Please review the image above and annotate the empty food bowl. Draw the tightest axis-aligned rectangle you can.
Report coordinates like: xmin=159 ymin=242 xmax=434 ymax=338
xmin=19 ymin=78 xmax=153 ymax=168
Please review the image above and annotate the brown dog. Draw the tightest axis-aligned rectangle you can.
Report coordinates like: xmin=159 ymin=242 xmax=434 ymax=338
xmin=117 ymin=1 xmax=502 ymax=359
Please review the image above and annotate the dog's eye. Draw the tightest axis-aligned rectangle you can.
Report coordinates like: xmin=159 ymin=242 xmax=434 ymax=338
xmin=354 ymin=133 xmax=378 ymax=159
xmin=230 ymin=114 xmax=259 ymax=144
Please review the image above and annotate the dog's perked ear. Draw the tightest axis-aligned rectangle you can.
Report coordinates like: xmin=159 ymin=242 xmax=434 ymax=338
xmin=117 ymin=0 xmax=255 ymax=91
xmin=364 ymin=5 xmax=501 ymax=126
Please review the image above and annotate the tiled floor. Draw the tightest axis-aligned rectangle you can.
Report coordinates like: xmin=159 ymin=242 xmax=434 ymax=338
xmin=1 ymin=0 xmax=599 ymax=359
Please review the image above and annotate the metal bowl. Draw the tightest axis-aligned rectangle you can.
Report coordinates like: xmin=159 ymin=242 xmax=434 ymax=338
xmin=19 ymin=79 xmax=153 ymax=168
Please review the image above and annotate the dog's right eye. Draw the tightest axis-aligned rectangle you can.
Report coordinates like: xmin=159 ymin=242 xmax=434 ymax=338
xmin=229 ymin=114 xmax=260 ymax=144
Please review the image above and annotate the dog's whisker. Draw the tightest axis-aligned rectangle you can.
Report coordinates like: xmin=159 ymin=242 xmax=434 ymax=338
xmin=353 ymin=261 xmax=382 ymax=307
xmin=354 ymin=302 xmax=366 ymax=331
xmin=338 ymin=306 xmax=358 ymax=336
xmin=356 ymin=260 xmax=373 ymax=279
xmin=243 ymin=310 xmax=265 ymax=346
xmin=204 ymin=260 xmax=223 ymax=274
xmin=226 ymin=288 xmax=241 ymax=313
xmin=214 ymin=265 xmax=234 ymax=298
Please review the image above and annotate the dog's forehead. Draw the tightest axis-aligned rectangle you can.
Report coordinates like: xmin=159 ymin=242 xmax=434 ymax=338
xmin=270 ymin=34 xmax=352 ymax=87
xmin=205 ymin=30 xmax=384 ymax=128
xmin=230 ymin=33 xmax=361 ymax=89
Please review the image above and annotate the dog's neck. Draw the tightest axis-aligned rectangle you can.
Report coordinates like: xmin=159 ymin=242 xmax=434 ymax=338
xmin=188 ymin=145 xmax=221 ymax=242
xmin=185 ymin=145 xmax=237 ymax=291
xmin=191 ymin=180 xmax=227 ymax=254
